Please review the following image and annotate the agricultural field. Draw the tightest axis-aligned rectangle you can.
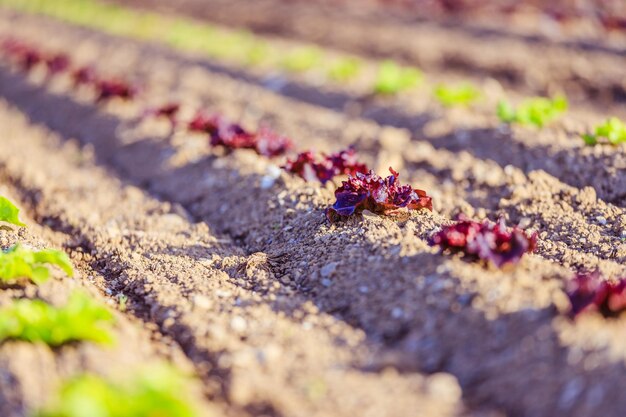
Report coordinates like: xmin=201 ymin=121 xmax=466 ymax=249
xmin=0 ymin=0 xmax=625 ymax=416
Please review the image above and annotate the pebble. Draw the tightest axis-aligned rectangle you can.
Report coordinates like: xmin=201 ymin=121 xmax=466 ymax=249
xmin=193 ymin=294 xmax=212 ymax=309
xmin=391 ymin=307 xmax=404 ymax=319
xmin=321 ymin=278 xmax=332 ymax=287
xmin=320 ymin=262 xmax=338 ymax=278
xmin=596 ymin=216 xmax=607 ymax=225
xmin=358 ymin=285 xmax=369 ymax=294
xmin=230 ymin=316 xmax=248 ymax=332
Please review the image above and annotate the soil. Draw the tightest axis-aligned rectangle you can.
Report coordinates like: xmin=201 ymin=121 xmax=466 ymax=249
xmin=0 ymin=6 xmax=625 ymax=417
xmin=121 ymin=0 xmax=626 ymax=107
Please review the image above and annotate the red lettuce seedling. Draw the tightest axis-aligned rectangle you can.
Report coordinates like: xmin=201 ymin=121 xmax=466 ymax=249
xmin=95 ymin=79 xmax=137 ymax=102
xmin=284 ymin=148 xmax=368 ymax=184
xmin=326 ymin=167 xmax=432 ymax=222
xmin=566 ymin=272 xmax=626 ymax=318
xmin=188 ymin=112 xmax=255 ymax=148
xmin=188 ymin=111 xmax=292 ymax=157
xmin=45 ymin=53 xmax=71 ymax=76
xmin=0 ymin=39 xmax=41 ymax=71
xmin=187 ymin=110 xmax=216 ymax=134
xmin=208 ymin=114 xmax=257 ymax=149
xmin=430 ymin=215 xmax=537 ymax=267
xmin=254 ymin=127 xmax=293 ymax=157
xmin=142 ymin=102 xmax=180 ymax=129
xmin=72 ymin=65 xmax=98 ymax=86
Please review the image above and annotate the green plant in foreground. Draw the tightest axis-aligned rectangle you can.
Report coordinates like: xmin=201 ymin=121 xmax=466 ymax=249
xmin=0 ymin=291 xmax=114 ymax=346
xmin=434 ymin=83 xmax=481 ymax=107
xmin=583 ymin=117 xmax=626 ymax=145
xmin=0 ymin=244 xmax=74 ymax=284
xmin=35 ymin=365 xmax=201 ymax=417
xmin=373 ymin=60 xmax=422 ymax=95
xmin=497 ymin=95 xmax=568 ymax=127
xmin=0 ymin=196 xmax=26 ymax=227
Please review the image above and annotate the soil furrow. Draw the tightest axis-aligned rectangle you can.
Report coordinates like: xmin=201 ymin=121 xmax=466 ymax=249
xmin=2 ymin=10 xmax=624 ymax=213
xmin=0 ymin=188 xmax=213 ymax=417
xmin=0 ymin=101 xmax=468 ymax=417
xmin=0 ymin=15 xmax=624 ymax=276
xmin=118 ymin=0 xmax=626 ymax=106
xmin=2 ymin=38 xmax=626 ymax=417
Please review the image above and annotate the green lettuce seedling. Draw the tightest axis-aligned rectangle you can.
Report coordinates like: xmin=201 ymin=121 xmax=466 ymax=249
xmin=374 ymin=60 xmax=422 ymax=95
xmin=35 ymin=365 xmax=201 ymax=417
xmin=0 ymin=196 xmax=26 ymax=227
xmin=0 ymin=291 xmax=114 ymax=346
xmin=583 ymin=117 xmax=626 ymax=145
xmin=327 ymin=57 xmax=362 ymax=82
xmin=281 ymin=47 xmax=322 ymax=73
xmin=0 ymin=244 xmax=74 ymax=284
xmin=497 ymin=95 xmax=568 ymax=127
xmin=435 ymin=83 xmax=481 ymax=107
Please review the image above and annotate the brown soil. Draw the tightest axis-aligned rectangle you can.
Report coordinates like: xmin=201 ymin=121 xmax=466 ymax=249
xmin=0 ymin=7 xmax=626 ymax=417
xmin=121 ymin=0 xmax=626 ymax=107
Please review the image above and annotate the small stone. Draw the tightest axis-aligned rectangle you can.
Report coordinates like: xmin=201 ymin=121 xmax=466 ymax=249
xmin=391 ymin=307 xmax=404 ymax=319
xmin=230 ymin=316 xmax=247 ymax=332
xmin=596 ymin=216 xmax=607 ymax=226
xmin=518 ymin=217 xmax=532 ymax=229
xmin=321 ymin=278 xmax=332 ymax=287
xmin=320 ymin=262 xmax=338 ymax=278
xmin=358 ymin=285 xmax=369 ymax=294
xmin=193 ymin=294 xmax=212 ymax=309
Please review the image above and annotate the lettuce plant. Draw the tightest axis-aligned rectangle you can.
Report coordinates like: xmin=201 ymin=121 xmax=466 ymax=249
xmin=583 ymin=117 xmax=626 ymax=146
xmin=0 ymin=244 xmax=74 ymax=284
xmin=34 ymin=365 xmax=201 ymax=417
xmin=373 ymin=61 xmax=422 ymax=95
xmin=71 ymin=65 xmax=98 ymax=86
xmin=143 ymin=102 xmax=180 ymax=129
xmin=326 ymin=168 xmax=432 ymax=222
xmin=95 ymin=79 xmax=138 ymax=102
xmin=283 ymin=148 xmax=368 ymax=184
xmin=254 ymin=127 xmax=293 ymax=157
xmin=566 ymin=272 xmax=626 ymax=318
xmin=327 ymin=57 xmax=362 ymax=82
xmin=497 ymin=95 xmax=568 ymax=127
xmin=0 ymin=196 xmax=26 ymax=227
xmin=1 ymin=38 xmax=38 ymax=70
xmin=434 ymin=83 xmax=480 ymax=107
xmin=281 ymin=47 xmax=322 ymax=73
xmin=0 ymin=291 xmax=115 ymax=346
xmin=430 ymin=216 xmax=537 ymax=267
xmin=44 ymin=53 xmax=71 ymax=76
xmin=188 ymin=111 xmax=292 ymax=157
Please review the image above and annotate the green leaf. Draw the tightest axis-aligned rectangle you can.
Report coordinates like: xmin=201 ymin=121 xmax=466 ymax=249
xmin=497 ymin=95 xmax=568 ymax=127
xmin=0 ymin=196 xmax=26 ymax=227
xmin=374 ymin=60 xmax=422 ymax=95
xmin=281 ymin=47 xmax=322 ymax=73
xmin=584 ymin=117 xmax=626 ymax=146
xmin=35 ymin=364 xmax=201 ymax=417
xmin=435 ymin=83 xmax=481 ymax=107
xmin=327 ymin=57 xmax=362 ymax=82
xmin=0 ymin=244 xmax=74 ymax=284
xmin=0 ymin=291 xmax=115 ymax=346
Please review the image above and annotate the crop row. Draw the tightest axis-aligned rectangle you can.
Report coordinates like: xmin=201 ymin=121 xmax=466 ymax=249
xmin=0 ymin=194 xmax=210 ymax=416
xmin=2 ymin=38 xmax=625 ymax=322
xmin=3 ymin=0 xmax=625 ymax=147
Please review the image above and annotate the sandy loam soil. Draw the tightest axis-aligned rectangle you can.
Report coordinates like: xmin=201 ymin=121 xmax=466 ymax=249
xmin=121 ymin=0 xmax=626 ymax=107
xmin=0 ymin=6 xmax=625 ymax=417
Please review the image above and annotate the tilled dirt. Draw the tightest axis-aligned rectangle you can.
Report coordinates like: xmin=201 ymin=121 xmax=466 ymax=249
xmin=121 ymin=0 xmax=626 ymax=106
xmin=0 ymin=189 xmax=213 ymax=417
xmin=1 ymin=7 xmax=626 ymax=417
xmin=0 ymin=91 xmax=467 ymax=416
